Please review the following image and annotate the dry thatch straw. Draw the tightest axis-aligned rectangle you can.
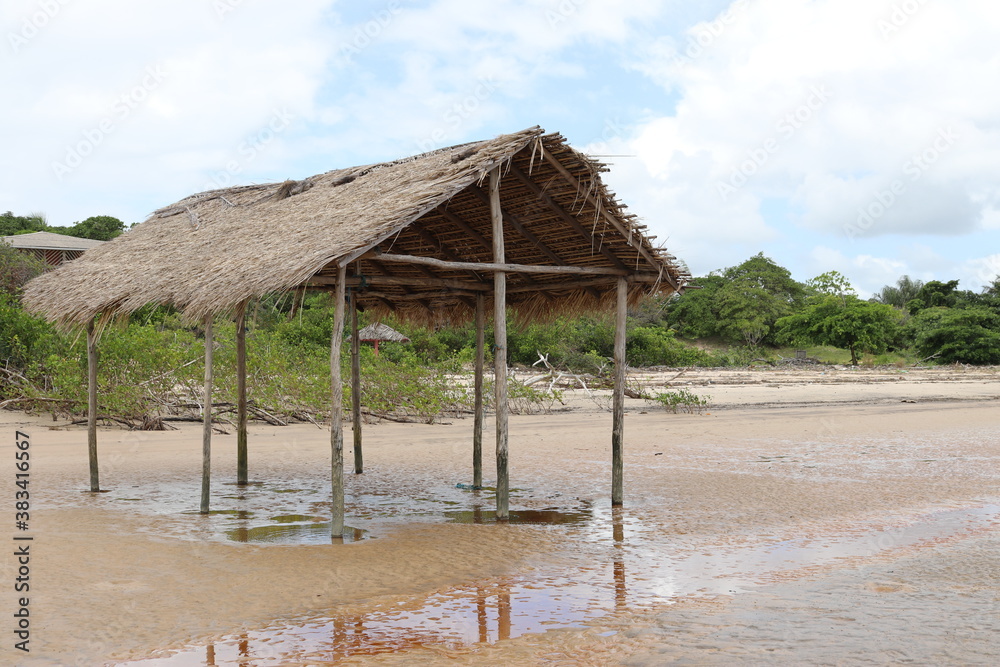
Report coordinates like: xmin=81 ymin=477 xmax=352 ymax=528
xmin=24 ymin=127 xmax=689 ymax=328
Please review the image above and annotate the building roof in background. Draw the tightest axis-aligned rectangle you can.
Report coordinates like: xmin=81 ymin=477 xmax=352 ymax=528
xmin=3 ymin=231 xmax=105 ymax=251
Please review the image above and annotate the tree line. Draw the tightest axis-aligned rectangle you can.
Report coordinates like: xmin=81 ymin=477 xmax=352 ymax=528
xmin=667 ymin=252 xmax=1000 ymax=365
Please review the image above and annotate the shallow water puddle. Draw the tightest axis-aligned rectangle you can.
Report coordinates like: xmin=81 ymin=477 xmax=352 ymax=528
xmin=638 ymin=503 xmax=1000 ymax=598
xmin=227 ymin=521 xmax=367 ymax=544
xmin=444 ymin=507 xmax=592 ymax=525
xmin=118 ymin=502 xmax=999 ymax=666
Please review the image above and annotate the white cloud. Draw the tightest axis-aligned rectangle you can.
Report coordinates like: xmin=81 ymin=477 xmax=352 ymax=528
xmin=958 ymin=254 xmax=1000 ymax=292
xmin=612 ymin=0 xmax=1000 ymax=247
xmin=2 ymin=0 xmax=334 ymax=223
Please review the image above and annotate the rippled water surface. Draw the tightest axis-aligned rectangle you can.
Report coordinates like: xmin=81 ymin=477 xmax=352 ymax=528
xmin=114 ymin=482 xmax=1000 ymax=666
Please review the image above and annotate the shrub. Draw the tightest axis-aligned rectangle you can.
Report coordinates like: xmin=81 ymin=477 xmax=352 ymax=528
xmin=648 ymin=388 xmax=710 ymax=414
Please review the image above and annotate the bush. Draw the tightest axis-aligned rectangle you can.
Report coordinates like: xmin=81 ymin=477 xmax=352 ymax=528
xmin=1 ymin=242 xmax=47 ymax=294
xmin=0 ymin=294 xmax=65 ymax=383
xmin=626 ymin=326 xmax=714 ymax=367
xmin=908 ymin=307 xmax=1000 ymax=364
xmin=648 ymin=388 xmax=710 ymax=414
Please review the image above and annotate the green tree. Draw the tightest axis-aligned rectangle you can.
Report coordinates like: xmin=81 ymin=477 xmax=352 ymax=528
xmin=715 ymin=253 xmax=804 ymax=345
xmin=715 ymin=281 xmax=784 ymax=345
xmin=806 ymin=270 xmax=856 ymax=300
xmin=721 ymin=253 xmax=804 ymax=300
xmin=777 ymin=296 xmax=902 ymax=365
xmin=0 ymin=211 xmax=48 ymax=236
xmin=666 ymin=254 xmax=804 ymax=345
xmin=65 ymin=215 xmax=126 ymax=241
xmin=871 ymin=275 xmax=923 ymax=309
xmin=983 ymin=276 xmax=1000 ymax=297
xmin=908 ymin=306 xmax=1000 ymax=364
xmin=906 ymin=279 xmax=961 ymax=314
xmin=664 ymin=274 xmax=726 ymax=339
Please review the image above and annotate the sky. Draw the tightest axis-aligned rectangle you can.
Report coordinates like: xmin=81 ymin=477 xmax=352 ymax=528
xmin=2 ymin=0 xmax=998 ymax=297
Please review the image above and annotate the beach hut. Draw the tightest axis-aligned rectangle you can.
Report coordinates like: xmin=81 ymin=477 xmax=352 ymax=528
xmin=357 ymin=322 xmax=409 ymax=356
xmin=2 ymin=231 xmax=104 ymax=266
xmin=23 ymin=127 xmax=689 ymax=534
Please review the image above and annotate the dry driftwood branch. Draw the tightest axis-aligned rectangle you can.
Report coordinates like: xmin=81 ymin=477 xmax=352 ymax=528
xmin=359 ymin=408 xmax=430 ymax=424
xmin=624 ymin=386 xmax=654 ymax=400
xmin=527 ymin=351 xmax=594 ymax=395
xmin=249 ymin=405 xmax=287 ymax=426
xmin=291 ymin=411 xmax=323 ymax=428
xmin=0 ymin=397 xmax=81 ymax=411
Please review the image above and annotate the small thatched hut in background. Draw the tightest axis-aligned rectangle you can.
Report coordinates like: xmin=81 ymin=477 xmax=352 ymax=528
xmin=24 ymin=126 xmax=689 ymax=536
xmin=357 ymin=322 xmax=409 ymax=355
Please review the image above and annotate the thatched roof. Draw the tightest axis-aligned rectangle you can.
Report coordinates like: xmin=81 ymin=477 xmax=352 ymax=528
xmin=357 ymin=322 xmax=409 ymax=343
xmin=24 ymin=127 xmax=689 ymax=327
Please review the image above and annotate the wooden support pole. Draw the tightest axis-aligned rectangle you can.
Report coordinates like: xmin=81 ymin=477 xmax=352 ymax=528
xmin=351 ymin=291 xmax=363 ymax=474
xmin=330 ymin=266 xmax=347 ymax=537
xmin=612 ymin=277 xmax=627 ymax=506
xmin=86 ymin=321 xmax=99 ymax=492
xmin=236 ymin=303 xmax=248 ymax=486
xmin=491 ymin=167 xmax=510 ymax=520
xmin=473 ymin=292 xmax=485 ymax=489
xmin=200 ymin=315 xmax=214 ymax=514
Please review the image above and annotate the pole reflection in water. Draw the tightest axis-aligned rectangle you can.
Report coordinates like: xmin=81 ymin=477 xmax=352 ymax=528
xmin=477 ymin=586 xmax=489 ymax=643
xmin=237 ymin=633 xmax=249 ymax=667
xmin=612 ymin=506 xmax=627 ymax=612
xmin=497 ymin=582 xmax=512 ymax=641
xmin=205 ymin=643 xmax=215 ymax=666
xmin=332 ymin=616 xmax=347 ymax=657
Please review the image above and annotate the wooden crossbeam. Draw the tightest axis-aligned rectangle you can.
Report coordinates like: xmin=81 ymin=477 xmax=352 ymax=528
xmin=372 ymin=253 xmax=632 ymax=276
xmin=308 ymin=274 xmax=490 ymax=292
xmin=506 ymin=274 xmax=662 ymax=294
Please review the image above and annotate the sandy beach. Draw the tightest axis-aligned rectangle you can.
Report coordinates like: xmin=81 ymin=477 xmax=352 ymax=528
xmin=3 ymin=365 xmax=999 ymax=665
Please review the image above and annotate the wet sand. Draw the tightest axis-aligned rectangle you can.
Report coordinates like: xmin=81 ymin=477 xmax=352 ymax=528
xmin=2 ymin=366 xmax=999 ymax=665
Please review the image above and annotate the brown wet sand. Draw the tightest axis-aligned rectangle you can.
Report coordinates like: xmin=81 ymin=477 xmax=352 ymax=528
xmin=1 ymin=366 xmax=999 ymax=665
